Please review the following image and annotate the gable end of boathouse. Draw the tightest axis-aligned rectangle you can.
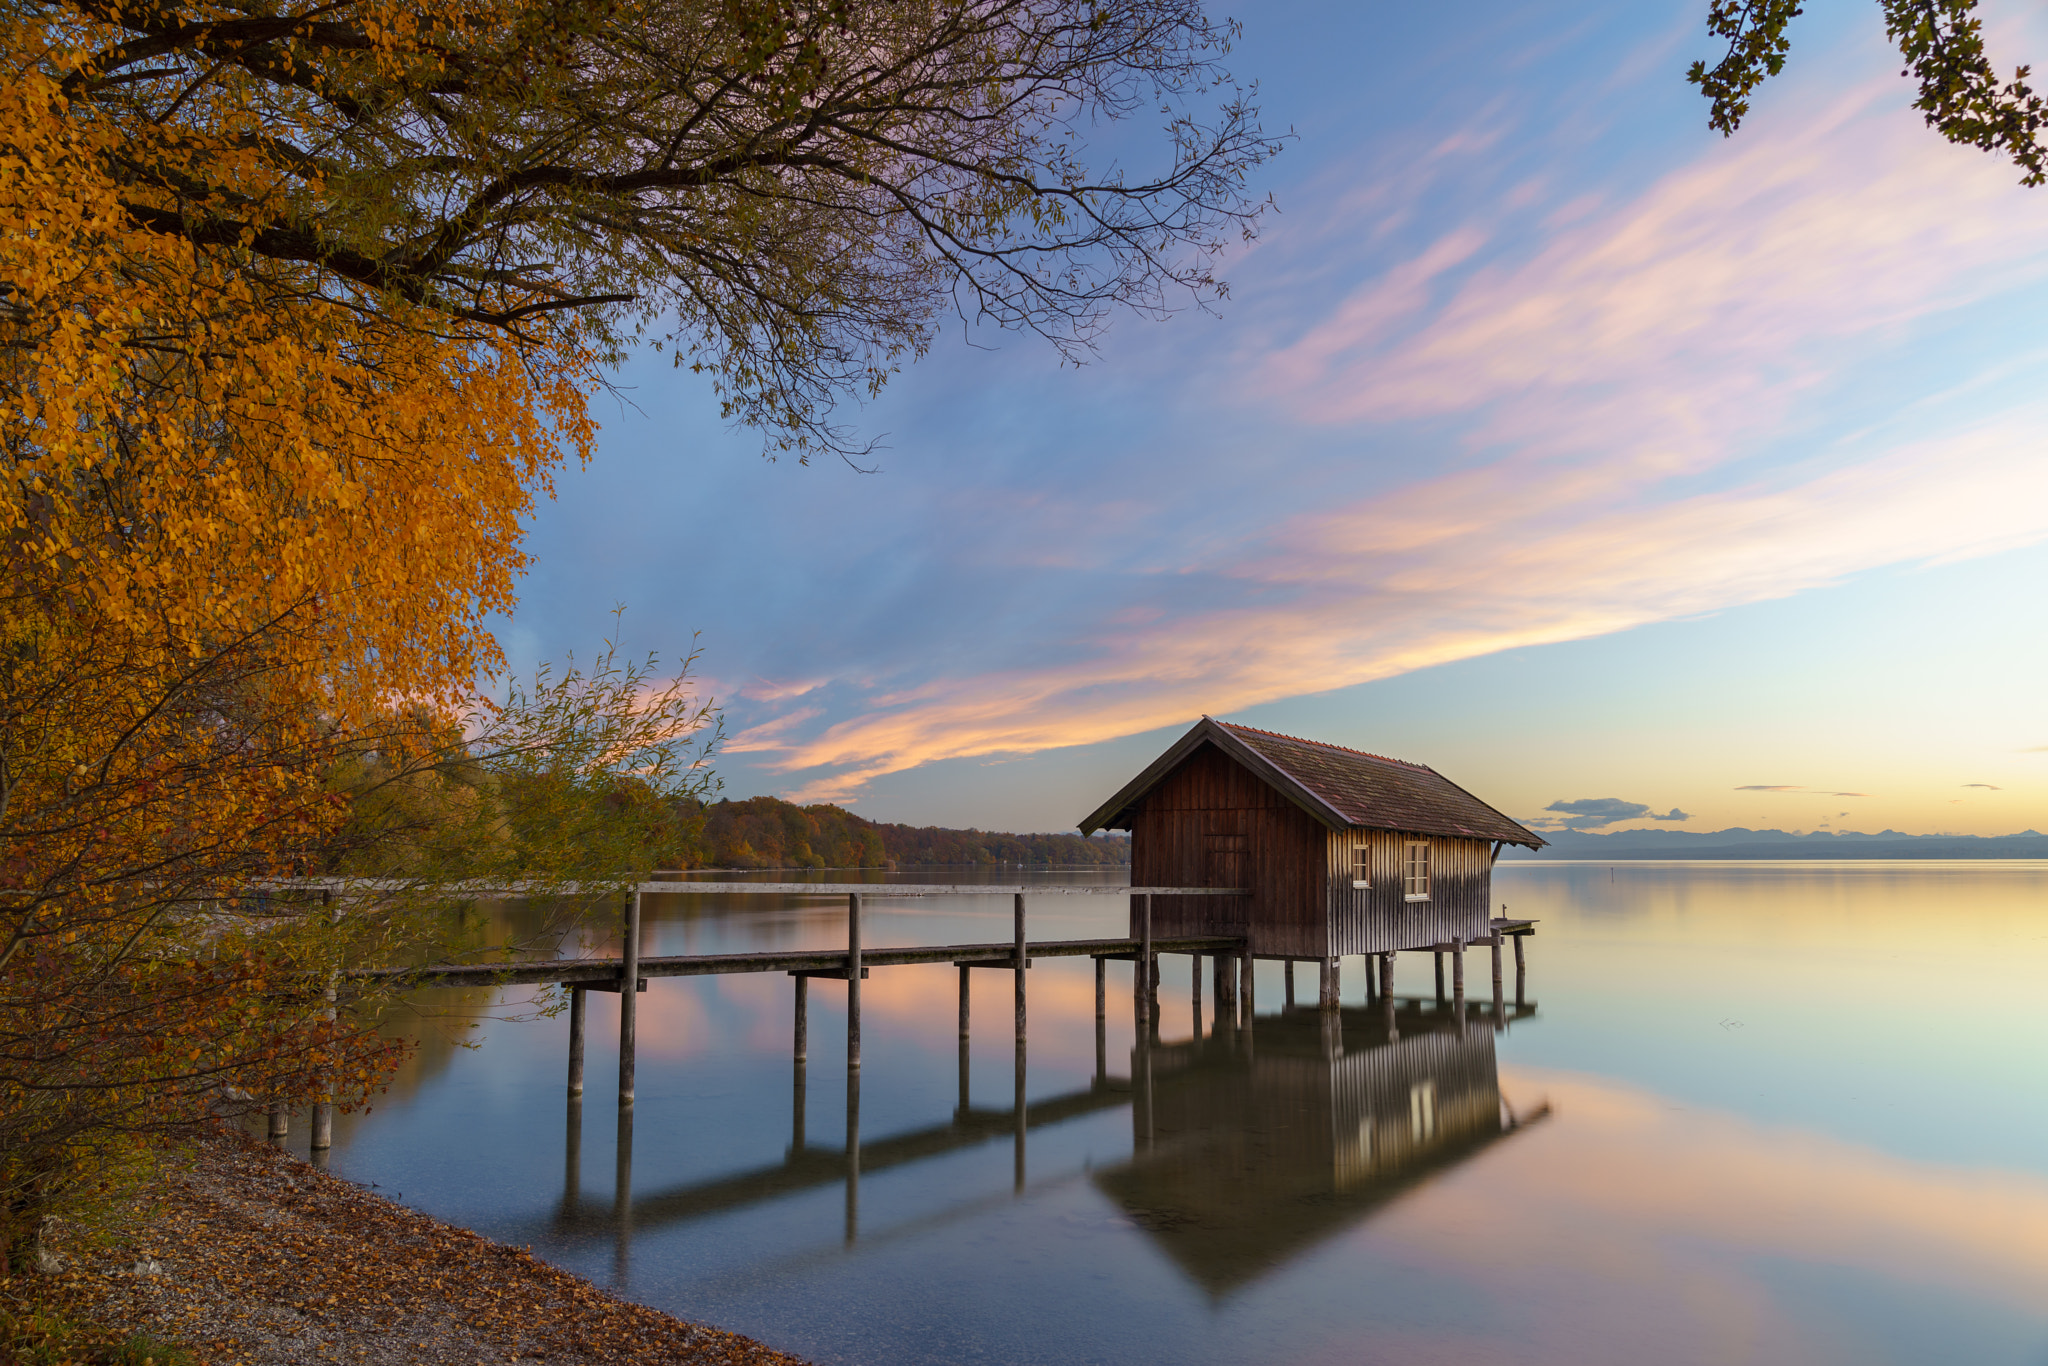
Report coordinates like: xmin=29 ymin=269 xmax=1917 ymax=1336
xmin=1078 ymin=718 xmax=1545 ymax=958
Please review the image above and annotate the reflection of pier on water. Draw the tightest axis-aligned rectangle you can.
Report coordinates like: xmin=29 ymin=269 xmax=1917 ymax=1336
xmin=558 ymin=991 xmax=1547 ymax=1293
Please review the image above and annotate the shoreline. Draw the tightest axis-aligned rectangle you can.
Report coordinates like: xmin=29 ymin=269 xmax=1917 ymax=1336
xmin=23 ymin=1125 xmax=809 ymax=1366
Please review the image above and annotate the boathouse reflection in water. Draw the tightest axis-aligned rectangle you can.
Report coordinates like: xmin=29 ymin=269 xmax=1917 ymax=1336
xmin=557 ymin=988 xmax=1545 ymax=1295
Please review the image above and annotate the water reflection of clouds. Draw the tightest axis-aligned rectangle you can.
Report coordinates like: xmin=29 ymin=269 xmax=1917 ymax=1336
xmin=1357 ymin=1066 xmax=2048 ymax=1364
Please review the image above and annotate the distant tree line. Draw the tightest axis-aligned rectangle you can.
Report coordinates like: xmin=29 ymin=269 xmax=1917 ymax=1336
xmin=665 ymin=796 xmax=1130 ymax=870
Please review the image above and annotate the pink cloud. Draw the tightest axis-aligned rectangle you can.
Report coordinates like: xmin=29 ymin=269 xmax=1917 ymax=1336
xmin=736 ymin=79 xmax=2048 ymax=802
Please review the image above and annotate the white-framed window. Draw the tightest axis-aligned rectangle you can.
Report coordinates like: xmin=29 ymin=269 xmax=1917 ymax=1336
xmin=1351 ymin=845 xmax=1371 ymax=890
xmin=1403 ymin=841 xmax=1431 ymax=901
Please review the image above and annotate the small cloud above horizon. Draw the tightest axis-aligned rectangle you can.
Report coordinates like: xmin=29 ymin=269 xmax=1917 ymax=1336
xmin=1963 ymin=783 xmax=2003 ymax=790
xmin=1540 ymin=797 xmax=1687 ymax=831
xmin=1737 ymin=785 xmax=1800 ymax=791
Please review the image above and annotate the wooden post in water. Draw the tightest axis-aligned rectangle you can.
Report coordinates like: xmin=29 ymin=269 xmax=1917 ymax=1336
xmin=1191 ymin=952 xmax=1203 ymax=1038
xmin=1318 ymin=956 xmax=1338 ymax=1011
xmin=267 ymin=1101 xmax=288 ymax=1146
xmin=567 ymin=986 xmax=587 ymax=1095
xmin=847 ymin=892 xmax=862 ymax=1070
xmin=1365 ymin=952 xmax=1378 ymax=1003
xmin=1434 ymin=951 xmax=1446 ymax=1003
xmin=618 ymin=891 xmax=640 ymax=1107
xmin=1514 ymin=932 xmax=1527 ymax=1010
xmin=958 ymin=964 xmax=971 ymax=1038
xmin=1491 ymin=936 xmax=1505 ymax=1029
xmin=793 ymin=976 xmax=808 ymax=1064
xmin=1094 ymin=956 xmax=1106 ymax=1024
xmin=1284 ymin=960 xmax=1295 ymax=1009
xmin=1136 ymin=893 xmax=1152 ymax=1034
xmin=1013 ymin=892 xmax=1027 ymax=1043
xmin=1451 ymin=938 xmax=1465 ymax=1004
xmin=1381 ymin=951 xmax=1399 ymax=1041
xmin=960 ymin=1030 xmax=973 ymax=1114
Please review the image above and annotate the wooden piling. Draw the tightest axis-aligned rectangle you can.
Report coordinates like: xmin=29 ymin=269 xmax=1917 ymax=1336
xmin=1136 ymin=893 xmax=1152 ymax=1033
xmin=1514 ymin=932 xmax=1527 ymax=1010
xmin=847 ymin=892 xmax=862 ymax=1070
xmin=1191 ymin=952 xmax=1202 ymax=1036
xmin=1451 ymin=937 xmax=1465 ymax=1004
xmin=1491 ymin=936 xmax=1505 ymax=1028
xmin=794 ymin=975 xmax=808 ymax=1064
xmin=618 ymin=891 xmax=641 ymax=1107
xmin=1239 ymin=952 xmax=1255 ymax=1031
xmin=1379 ymin=951 xmax=1396 ymax=998
xmin=959 ymin=964 xmax=971 ymax=1039
xmin=1318 ymin=956 xmax=1338 ymax=1011
xmin=1284 ymin=959 xmax=1295 ymax=1009
xmin=1365 ymin=952 xmax=1378 ymax=1002
xmin=1434 ymin=951 xmax=1445 ymax=1002
xmin=266 ymin=1101 xmax=288 ymax=1146
xmin=567 ymin=985 xmax=587 ymax=1095
xmin=1014 ymin=892 xmax=1027 ymax=1042
xmin=1094 ymin=955 xmax=1106 ymax=1023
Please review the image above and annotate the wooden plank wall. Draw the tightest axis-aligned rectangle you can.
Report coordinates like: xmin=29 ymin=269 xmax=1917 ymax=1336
xmin=1128 ymin=743 xmax=1326 ymax=953
xmin=1325 ymin=832 xmax=1494 ymax=954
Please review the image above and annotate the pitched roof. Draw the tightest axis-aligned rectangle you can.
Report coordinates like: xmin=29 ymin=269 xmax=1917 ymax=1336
xmin=1078 ymin=717 xmax=1545 ymax=847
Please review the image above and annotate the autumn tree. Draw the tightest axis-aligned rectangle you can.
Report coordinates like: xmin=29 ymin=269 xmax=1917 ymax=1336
xmin=1 ymin=0 xmax=1273 ymax=1263
xmin=1690 ymin=1 xmax=2046 ymax=183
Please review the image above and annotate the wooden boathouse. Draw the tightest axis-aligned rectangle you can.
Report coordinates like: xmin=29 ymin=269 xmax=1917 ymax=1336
xmin=1079 ymin=718 xmax=1544 ymax=981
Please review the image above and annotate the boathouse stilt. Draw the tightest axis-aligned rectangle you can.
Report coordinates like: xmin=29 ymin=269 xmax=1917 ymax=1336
xmin=1434 ymin=951 xmax=1446 ymax=1002
xmin=1284 ymin=959 xmax=1296 ymax=1009
xmin=1014 ymin=892 xmax=1027 ymax=1043
xmin=959 ymin=964 xmax=971 ymax=1038
xmin=1191 ymin=952 xmax=1203 ymax=1036
xmin=793 ymin=975 xmax=808 ymax=1064
xmin=1379 ymin=951 xmax=1396 ymax=999
xmin=267 ymin=1100 xmax=287 ymax=1146
xmin=1515 ymin=932 xmax=1527 ymax=1009
xmin=567 ymin=986 xmax=587 ymax=1095
xmin=1366 ymin=953 xmax=1378 ymax=1002
xmin=847 ymin=893 xmax=862 ymax=1070
xmin=1134 ymin=894 xmax=1152 ymax=1033
xmin=1318 ymin=956 xmax=1339 ymax=1011
xmin=1491 ymin=936 xmax=1505 ymax=1029
xmin=1094 ymin=956 xmax=1105 ymax=1025
xmin=619 ymin=891 xmax=641 ymax=1107
xmin=1240 ymin=952 xmax=1255 ymax=1041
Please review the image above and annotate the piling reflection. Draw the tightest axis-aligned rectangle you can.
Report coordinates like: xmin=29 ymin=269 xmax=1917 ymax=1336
xmin=556 ymin=982 xmax=1541 ymax=1292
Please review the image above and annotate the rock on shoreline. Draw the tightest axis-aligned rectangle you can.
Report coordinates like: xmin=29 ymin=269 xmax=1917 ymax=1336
xmin=47 ymin=1124 xmax=811 ymax=1366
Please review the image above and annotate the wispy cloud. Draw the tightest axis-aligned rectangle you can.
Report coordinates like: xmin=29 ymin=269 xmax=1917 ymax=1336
xmin=1963 ymin=783 xmax=2004 ymax=790
xmin=732 ymin=81 xmax=2048 ymax=802
xmin=1737 ymin=785 xmax=1801 ymax=792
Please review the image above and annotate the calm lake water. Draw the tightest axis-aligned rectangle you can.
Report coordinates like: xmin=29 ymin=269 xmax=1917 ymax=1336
xmin=299 ymin=864 xmax=2048 ymax=1365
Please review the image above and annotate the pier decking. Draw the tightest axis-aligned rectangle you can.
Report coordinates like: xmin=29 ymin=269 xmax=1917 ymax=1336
xmin=298 ymin=881 xmax=1534 ymax=1156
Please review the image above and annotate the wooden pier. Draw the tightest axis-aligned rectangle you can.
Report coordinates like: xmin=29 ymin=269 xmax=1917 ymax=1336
xmin=297 ymin=881 xmax=1535 ymax=1159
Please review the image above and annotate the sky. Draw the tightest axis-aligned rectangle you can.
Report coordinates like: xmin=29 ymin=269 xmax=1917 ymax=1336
xmin=499 ymin=0 xmax=2048 ymax=839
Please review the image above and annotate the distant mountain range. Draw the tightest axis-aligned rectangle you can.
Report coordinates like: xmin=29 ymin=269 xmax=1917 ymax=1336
xmin=1502 ymin=827 xmax=2048 ymax=860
